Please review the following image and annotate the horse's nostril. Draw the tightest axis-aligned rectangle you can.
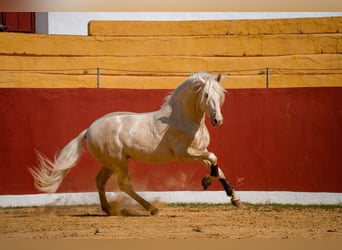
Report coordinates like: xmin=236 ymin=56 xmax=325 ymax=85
xmin=212 ymin=117 xmax=223 ymax=126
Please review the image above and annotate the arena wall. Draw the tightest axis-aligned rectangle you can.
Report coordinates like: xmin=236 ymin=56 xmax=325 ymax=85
xmin=0 ymin=17 xmax=341 ymax=205
xmin=0 ymin=16 xmax=342 ymax=89
xmin=0 ymin=87 xmax=341 ymax=196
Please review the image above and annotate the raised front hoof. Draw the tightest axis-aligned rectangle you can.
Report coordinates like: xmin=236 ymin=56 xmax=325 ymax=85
xmin=231 ymin=197 xmax=242 ymax=208
xmin=201 ymin=175 xmax=213 ymax=190
xmin=150 ymin=207 xmax=160 ymax=216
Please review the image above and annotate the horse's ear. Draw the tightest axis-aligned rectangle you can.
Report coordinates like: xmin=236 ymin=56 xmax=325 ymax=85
xmin=216 ymin=74 xmax=229 ymax=82
xmin=216 ymin=74 xmax=222 ymax=82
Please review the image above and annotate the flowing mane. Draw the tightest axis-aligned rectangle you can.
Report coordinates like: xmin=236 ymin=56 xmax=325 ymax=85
xmin=162 ymin=72 xmax=226 ymax=108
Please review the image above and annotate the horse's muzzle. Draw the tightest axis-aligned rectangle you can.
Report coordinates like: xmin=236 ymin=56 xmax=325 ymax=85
xmin=211 ymin=116 xmax=223 ymax=126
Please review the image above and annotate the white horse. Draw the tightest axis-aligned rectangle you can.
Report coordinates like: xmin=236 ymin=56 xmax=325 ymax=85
xmin=30 ymin=72 xmax=241 ymax=215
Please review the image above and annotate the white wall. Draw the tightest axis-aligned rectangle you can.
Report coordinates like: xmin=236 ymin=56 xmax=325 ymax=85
xmin=35 ymin=12 xmax=49 ymax=34
xmin=36 ymin=12 xmax=342 ymax=35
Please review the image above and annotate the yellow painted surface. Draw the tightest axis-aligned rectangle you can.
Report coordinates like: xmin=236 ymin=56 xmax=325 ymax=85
xmin=88 ymin=17 xmax=342 ymax=36
xmin=0 ymin=73 xmax=96 ymax=88
xmin=1 ymin=54 xmax=342 ymax=72
xmin=0 ymin=17 xmax=341 ymax=89
xmin=2 ymin=73 xmax=341 ymax=89
xmin=0 ymin=32 xmax=341 ymax=57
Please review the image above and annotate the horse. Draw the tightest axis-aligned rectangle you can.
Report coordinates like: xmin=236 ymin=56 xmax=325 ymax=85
xmin=29 ymin=72 xmax=241 ymax=215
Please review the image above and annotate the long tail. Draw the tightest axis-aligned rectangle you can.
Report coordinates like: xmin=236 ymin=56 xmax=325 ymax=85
xmin=29 ymin=129 xmax=88 ymax=193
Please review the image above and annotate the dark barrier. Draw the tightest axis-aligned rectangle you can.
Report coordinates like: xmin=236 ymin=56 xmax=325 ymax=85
xmin=0 ymin=88 xmax=341 ymax=194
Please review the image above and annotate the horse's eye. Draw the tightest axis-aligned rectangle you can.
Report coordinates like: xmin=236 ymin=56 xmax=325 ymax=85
xmin=204 ymin=93 xmax=209 ymax=99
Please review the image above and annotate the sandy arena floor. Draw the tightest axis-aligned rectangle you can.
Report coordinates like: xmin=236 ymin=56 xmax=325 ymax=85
xmin=0 ymin=200 xmax=341 ymax=239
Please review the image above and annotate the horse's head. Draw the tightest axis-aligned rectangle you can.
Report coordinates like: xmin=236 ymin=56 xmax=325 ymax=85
xmin=192 ymin=73 xmax=226 ymax=126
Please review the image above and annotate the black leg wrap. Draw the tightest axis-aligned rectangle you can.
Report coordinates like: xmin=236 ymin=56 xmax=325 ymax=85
xmin=219 ymin=178 xmax=233 ymax=197
xmin=210 ymin=165 xmax=219 ymax=177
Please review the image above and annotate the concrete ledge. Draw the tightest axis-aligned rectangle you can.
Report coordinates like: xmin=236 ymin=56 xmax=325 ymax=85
xmin=1 ymin=33 xmax=341 ymax=57
xmin=1 ymin=17 xmax=341 ymax=89
xmin=1 ymin=73 xmax=341 ymax=89
xmin=2 ymin=54 xmax=342 ymax=72
xmin=88 ymin=17 xmax=342 ymax=36
xmin=1 ymin=191 xmax=341 ymax=207
xmin=1 ymin=54 xmax=341 ymax=88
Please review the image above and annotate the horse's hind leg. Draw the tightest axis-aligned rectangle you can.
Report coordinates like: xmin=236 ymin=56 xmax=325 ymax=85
xmin=116 ymin=164 xmax=159 ymax=215
xmin=95 ymin=166 xmax=113 ymax=215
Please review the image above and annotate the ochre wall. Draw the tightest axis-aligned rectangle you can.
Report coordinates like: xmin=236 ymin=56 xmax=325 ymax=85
xmin=0 ymin=17 xmax=341 ymax=195
xmin=0 ymin=17 xmax=342 ymax=88
xmin=88 ymin=18 xmax=342 ymax=36
xmin=0 ymin=88 xmax=341 ymax=195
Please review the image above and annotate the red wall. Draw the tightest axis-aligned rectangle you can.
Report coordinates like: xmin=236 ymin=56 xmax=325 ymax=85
xmin=1 ymin=12 xmax=35 ymax=33
xmin=0 ymin=88 xmax=341 ymax=195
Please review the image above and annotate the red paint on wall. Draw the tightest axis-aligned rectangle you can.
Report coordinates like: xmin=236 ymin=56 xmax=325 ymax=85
xmin=0 ymin=88 xmax=341 ymax=195
xmin=1 ymin=12 xmax=35 ymax=33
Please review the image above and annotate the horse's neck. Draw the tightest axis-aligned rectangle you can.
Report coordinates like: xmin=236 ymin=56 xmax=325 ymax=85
xmin=164 ymin=94 xmax=205 ymax=127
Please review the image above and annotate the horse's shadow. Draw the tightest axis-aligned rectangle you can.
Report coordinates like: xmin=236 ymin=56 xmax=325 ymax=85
xmin=71 ymin=213 xmax=108 ymax=217
xmin=70 ymin=195 xmax=159 ymax=217
xmin=71 ymin=208 xmax=151 ymax=217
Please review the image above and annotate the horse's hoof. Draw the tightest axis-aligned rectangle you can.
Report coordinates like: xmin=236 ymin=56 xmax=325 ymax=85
xmin=231 ymin=197 xmax=242 ymax=208
xmin=150 ymin=207 xmax=160 ymax=216
xmin=101 ymin=207 xmax=111 ymax=215
xmin=201 ymin=175 xmax=213 ymax=190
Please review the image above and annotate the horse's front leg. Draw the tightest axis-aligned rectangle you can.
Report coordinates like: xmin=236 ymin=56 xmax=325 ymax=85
xmin=202 ymin=162 xmax=241 ymax=207
xmin=187 ymin=148 xmax=241 ymax=207
xmin=208 ymin=164 xmax=241 ymax=207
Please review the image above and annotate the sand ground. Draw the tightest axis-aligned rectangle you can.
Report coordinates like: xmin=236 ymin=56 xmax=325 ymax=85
xmin=0 ymin=200 xmax=341 ymax=239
